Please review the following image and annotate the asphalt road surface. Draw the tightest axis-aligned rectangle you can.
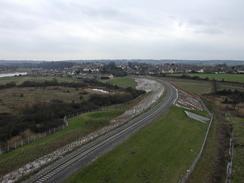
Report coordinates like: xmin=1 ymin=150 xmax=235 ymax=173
xmin=25 ymin=79 xmax=177 ymax=183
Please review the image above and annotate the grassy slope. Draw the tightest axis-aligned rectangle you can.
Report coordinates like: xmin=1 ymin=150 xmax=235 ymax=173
xmin=66 ymin=106 xmax=207 ymax=183
xmin=0 ymin=108 xmax=124 ymax=176
xmin=107 ymin=77 xmax=136 ymax=88
xmin=189 ymin=73 xmax=244 ymax=83
xmin=232 ymin=117 xmax=244 ymax=183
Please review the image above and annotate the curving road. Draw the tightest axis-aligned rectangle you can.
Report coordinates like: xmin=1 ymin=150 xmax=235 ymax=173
xmin=25 ymin=79 xmax=177 ymax=183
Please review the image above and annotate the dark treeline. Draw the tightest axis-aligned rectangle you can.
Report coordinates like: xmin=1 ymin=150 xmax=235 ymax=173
xmin=157 ymin=73 xmax=212 ymax=81
xmin=0 ymin=78 xmax=120 ymax=90
xmin=0 ymin=100 xmax=97 ymax=142
xmin=0 ymin=81 xmax=17 ymax=90
xmin=216 ymin=89 xmax=244 ymax=104
xmin=1 ymin=61 xmax=75 ymax=70
xmin=38 ymin=62 xmax=75 ymax=70
xmin=89 ymin=88 xmax=144 ymax=107
xmin=157 ymin=73 xmax=244 ymax=86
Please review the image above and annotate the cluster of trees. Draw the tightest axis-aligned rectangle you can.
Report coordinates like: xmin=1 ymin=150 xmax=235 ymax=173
xmin=89 ymin=88 xmax=144 ymax=107
xmin=155 ymin=73 xmax=209 ymax=80
xmin=102 ymin=62 xmax=127 ymax=77
xmin=0 ymin=100 xmax=97 ymax=142
xmin=0 ymin=113 xmax=18 ymax=142
xmin=0 ymin=82 xmax=17 ymax=89
xmin=173 ymin=74 xmax=211 ymax=81
xmin=216 ymin=89 xmax=244 ymax=104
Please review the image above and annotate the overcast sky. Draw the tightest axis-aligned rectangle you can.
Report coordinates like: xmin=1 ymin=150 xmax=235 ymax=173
xmin=0 ymin=0 xmax=244 ymax=60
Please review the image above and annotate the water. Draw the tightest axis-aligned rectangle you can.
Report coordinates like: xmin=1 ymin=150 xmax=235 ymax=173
xmin=92 ymin=88 xmax=109 ymax=93
xmin=0 ymin=72 xmax=27 ymax=78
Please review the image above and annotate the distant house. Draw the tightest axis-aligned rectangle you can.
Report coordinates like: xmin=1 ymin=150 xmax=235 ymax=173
xmin=83 ymin=68 xmax=90 ymax=72
xmin=169 ymin=69 xmax=174 ymax=73
xmin=237 ymin=70 xmax=244 ymax=74
xmin=197 ymin=69 xmax=204 ymax=73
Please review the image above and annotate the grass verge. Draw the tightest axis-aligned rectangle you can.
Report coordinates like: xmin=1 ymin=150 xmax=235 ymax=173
xmin=66 ymin=106 xmax=207 ymax=183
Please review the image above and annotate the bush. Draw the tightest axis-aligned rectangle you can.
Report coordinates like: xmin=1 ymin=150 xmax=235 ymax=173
xmin=0 ymin=82 xmax=16 ymax=89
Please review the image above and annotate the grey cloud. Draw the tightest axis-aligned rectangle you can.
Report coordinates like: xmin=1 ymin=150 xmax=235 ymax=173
xmin=0 ymin=0 xmax=243 ymax=60
xmin=180 ymin=18 xmax=224 ymax=35
xmin=194 ymin=28 xmax=223 ymax=35
xmin=188 ymin=19 xmax=217 ymax=26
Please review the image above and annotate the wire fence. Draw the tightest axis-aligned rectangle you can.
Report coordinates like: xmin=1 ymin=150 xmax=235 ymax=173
xmin=179 ymin=112 xmax=214 ymax=183
xmin=0 ymin=121 xmax=67 ymax=154
xmin=0 ymin=105 xmax=127 ymax=154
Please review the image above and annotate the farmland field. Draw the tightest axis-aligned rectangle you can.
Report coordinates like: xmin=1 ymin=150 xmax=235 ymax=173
xmin=187 ymin=73 xmax=244 ymax=83
xmin=169 ymin=78 xmax=212 ymax=95
xmin=66 ymin=106 xmax=207 ymax=183
xmin=106 ymin=76 xmax=136 ymax=88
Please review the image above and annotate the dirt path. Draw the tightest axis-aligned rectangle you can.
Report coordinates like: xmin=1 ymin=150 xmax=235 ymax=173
xmin=112 ymin=77 xmax=164 ymax=123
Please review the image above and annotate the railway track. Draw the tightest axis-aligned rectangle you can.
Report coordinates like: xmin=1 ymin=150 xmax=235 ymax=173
xmin=25 ymin=80 xmax=177 ymax=183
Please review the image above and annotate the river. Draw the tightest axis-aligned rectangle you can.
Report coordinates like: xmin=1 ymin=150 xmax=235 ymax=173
xmin=0 ymin=72 xmax=27 ymax=78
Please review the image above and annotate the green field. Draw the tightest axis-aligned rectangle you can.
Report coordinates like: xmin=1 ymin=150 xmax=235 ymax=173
xmin=189 ymin=73 xmax=244 ymax=83
xmin=0 ymin=107 xmax=125 ymax=176
xmin=232 ymin=117 xmax=244 ymax=183
xmin=66 ymin=106 xmax=207 ymax=183
xmin=106 ymin=77 xmax=136 ymax=88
